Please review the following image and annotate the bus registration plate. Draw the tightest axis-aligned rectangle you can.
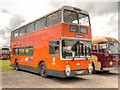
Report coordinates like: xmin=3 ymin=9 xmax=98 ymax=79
xmin=76 ymin=70 xmax=85 ymax=74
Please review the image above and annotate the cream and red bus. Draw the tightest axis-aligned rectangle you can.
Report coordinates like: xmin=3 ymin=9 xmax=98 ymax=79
xmin=10 ymin=6 xmax=92 ymax=78
xmin=92 ymin=37 xmax=119 ymax=73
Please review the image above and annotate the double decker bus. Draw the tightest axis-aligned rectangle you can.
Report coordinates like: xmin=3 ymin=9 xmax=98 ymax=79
xmin=0 ymin=48 xmax=10 ymax=60
xmin=92 ymin=37 xmax=119 ymax=73
xmin=10 ymin=6 xmax=92 ymax=78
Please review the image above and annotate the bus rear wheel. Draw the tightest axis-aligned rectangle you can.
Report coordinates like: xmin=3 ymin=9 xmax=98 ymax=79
xmin=15 ymin=60 xmax=19 ymax=71
xmin=39 ymin=62 xmax=48 ymax=78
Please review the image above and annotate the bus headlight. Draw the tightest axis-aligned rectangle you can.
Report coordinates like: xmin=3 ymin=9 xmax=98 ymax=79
xmin=110 ymin=61 xmax=113 ymax=65
xmin=65 ymin=65 xmax=71 ymax=76
xmin=88 ymin=64 xmax=92 ymax=74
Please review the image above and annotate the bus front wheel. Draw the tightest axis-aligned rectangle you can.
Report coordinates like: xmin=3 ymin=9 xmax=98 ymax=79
xmin=92 ymin=62 xmax=96 ymax=74
xmin=38 ymin=62 xmax=48 ymax=78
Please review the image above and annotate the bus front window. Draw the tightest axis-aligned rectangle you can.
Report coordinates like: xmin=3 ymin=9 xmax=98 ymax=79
xmin=64 ymin=10 xmax=78 ymax=24
xmin=108 ymin=42 xmax=119 ymax=54
xmin=63 ymin=10 xmax=90 ymax=27
xmin=79 ymin=14 xmax=90 ymax=27
xmin=62 ymin=39 xmax=91 ymax=59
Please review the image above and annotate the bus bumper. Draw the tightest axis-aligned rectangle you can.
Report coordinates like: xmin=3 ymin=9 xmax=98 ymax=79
xmin=103 ymin=67 xmax=118 ymax=71
xmin=71 ymin=69 xmax=89 ymax=76
xmin=47 ymin=69 xmax=89 ymax=78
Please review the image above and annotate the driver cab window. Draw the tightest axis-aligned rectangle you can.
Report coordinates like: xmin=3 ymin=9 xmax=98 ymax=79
xmin=49 ymin=40 xmax=60 ymax=55
xmin=99 ymin=44 xmax=107 ymax=53
xmin=92 ymin=44 xmax=98 ymax=53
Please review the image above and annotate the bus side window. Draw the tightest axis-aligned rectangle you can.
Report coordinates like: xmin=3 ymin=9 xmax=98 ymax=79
xmin=49 ymin=40 xmax=59 ymax=55
xmin=92 ymin=44 xmax=98 ymax=52
xmin=11 ymin=32 xmax=14 ymax=39
xmin=25 ymin=46 xmax=33 ymax=56
xmin=13 ymin=29 xmax=19 ymax=38
xmin=13 ymin=48 xmax=15 ymax=55
xmin=26 ymin=23 xmax=34 ymax=34
xmin=14 ymin=48 xmax=19 ymax=55
xmin=19 ymin=47 xmax=24 ymax=56
xmin=47 ymin=10 xmax=61 ymax=27
xmin=35 ymin=17 xmax=46 ymax=31
xmin=19 ymin=26 xmax=26 ymax=36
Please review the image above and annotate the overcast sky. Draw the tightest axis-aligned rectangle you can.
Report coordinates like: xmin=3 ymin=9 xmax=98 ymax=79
xmin=0 ymin=0 xmax=119 ymax=47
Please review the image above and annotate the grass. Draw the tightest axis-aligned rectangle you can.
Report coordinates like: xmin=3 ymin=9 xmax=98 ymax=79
xmin=0 ymin=59 xmax=15 ymax=72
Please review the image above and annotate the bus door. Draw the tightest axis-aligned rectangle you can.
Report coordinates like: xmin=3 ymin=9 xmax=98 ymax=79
xmin=48 ymin=40 xmax=60 ymax=70
xmin=98 ymin=43 xmax=107 ymax=69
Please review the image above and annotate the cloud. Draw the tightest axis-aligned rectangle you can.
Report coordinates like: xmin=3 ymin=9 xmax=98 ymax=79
xmin=8 ymin=14 xmax=25 ymax=31
xmin=0 ymin=1 xmax=118 ymax=47
xmin=0 ymin=8 xmax=10 ymax=14
xmin=0 ymin=9 xmax=25 ymax=47
xmin=48 ymin=2 xmax=118 ymax=17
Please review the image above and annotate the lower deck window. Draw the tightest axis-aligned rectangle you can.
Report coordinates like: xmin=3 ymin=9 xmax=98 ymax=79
xmin=19 ymin=47 xmax=24 ymax=55
xmin=25 ymin=46 xmax=33 ymax=56
xmin=13 ymin=46 xmax=33 ymax=56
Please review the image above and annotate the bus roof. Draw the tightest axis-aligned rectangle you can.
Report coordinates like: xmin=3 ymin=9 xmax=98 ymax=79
xmin=0 ymin=48 xmax=9 ymax=50
xmin=61 ymin=6 xmax=89 ymax=15
xmin=11 ymin=5 xmax=89 ymax=32
xmin=92 ymin=37 xmax=118 ymax=44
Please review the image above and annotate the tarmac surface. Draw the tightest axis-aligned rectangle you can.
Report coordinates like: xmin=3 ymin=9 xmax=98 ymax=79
xmin=2 ymin=70 xmax=119 ymax=88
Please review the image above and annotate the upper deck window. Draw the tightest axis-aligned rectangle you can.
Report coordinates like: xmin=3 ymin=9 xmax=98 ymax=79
xmin=47 ymin=10 xmax=61 ymax=27
xmin=35 ymin=17 xmax=46 ymax=31
xmin=11 ymin=32 xmax=14 ymax=39
xmin=19 ymin=26 xmax=26 ymax=36
xmin=14 ymin=30 xmax=19 ymax=38
xmin=79 ymin=14 xmax=90 ymax=27
xmin=26 ymin=23 xmax=34 ymax=34
xmin=64 ymin=10 xmax=78 ymax=24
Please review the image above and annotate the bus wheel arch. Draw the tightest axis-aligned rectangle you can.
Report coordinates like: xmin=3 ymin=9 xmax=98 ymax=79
xmin=92 ymin=62 xmax=96 ymax=73
xmin=38 ymin=60 xmax=44 ymax=67
xmin=38 ymin=60 xmax=48 ymax=78
xmin=15 ymin=59 xmax=19 ymax=71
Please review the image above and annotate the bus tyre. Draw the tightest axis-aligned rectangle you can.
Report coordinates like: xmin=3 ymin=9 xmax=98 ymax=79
xmin=103 ymin=71 xmax=109 ymax=73
xmin=15 ymin=60 xmax=19 ymax=71
xmin=92 ymin=62 xmax=96 ymax=74
xmin=39 ymin=62 xmax=48 ymax=78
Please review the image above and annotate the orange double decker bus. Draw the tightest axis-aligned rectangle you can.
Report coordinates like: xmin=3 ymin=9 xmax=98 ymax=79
xmin=92 ymin=37 xmax=120 ymax=73
xmin=10 ymin=6 xmax=92 ymax=78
